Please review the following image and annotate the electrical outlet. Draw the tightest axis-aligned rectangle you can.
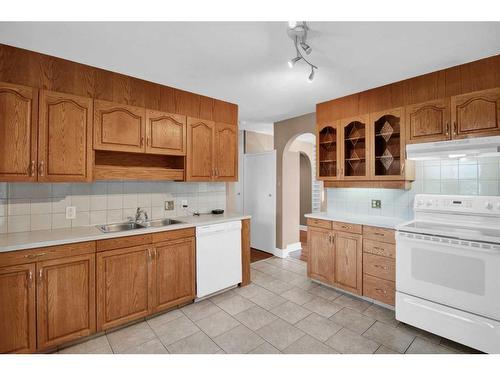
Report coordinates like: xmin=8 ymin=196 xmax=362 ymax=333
xmin=165 ymin=200 xmax=174 ymax=211
xmin=181 ymin=199 xmax=188 ymax=208
xmin=371 ymin=199 xmax=381 ymax=209
xmin=66 ymin=206 xmax=76 ymax=219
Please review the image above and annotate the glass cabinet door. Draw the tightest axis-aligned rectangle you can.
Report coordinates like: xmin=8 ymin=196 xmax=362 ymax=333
xmin=371 ymin=108 xmax=404 ymax=178
xmin=341 ymin=116 xmax=368 ymax=179
xmin=318 ymin=123 xmax=338 ymax=179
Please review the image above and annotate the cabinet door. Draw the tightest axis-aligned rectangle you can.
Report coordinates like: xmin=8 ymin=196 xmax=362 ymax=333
xmin=145 ymin=109 xmax=186 ymax=155
xmin=0 ymin=82 xmax=37 ymax=182
xmin=339 ymin=115 xmax=370 ymax=180
xmin=334 ymin=231 xmax=362 ymax=295
xmin=186 ymin=117 xmax=215 ymax=181
xmin=369 ymin=107 xmax=406 ymax=180
xmin=0 ymin=264 xmax=36 ymax=353
xmin=214 ymin=122 xmax=238 ymax=181
xmin=307 ymin=226 xmax=334 ymax=285
xmin=94 ymin=99 xmax=146 ymax=153
xmin=406 ymin=98 xmax=451 ymax=144
xmin=37 ymin=254 xmax=95 ymax=350
xmin=97 ymin=244 xmax=153 ymax=331
xmin=38 ymin=90 xmax=93 ymax=182
xmin=153 ymin=237 xmax=195 ymax=313
xmin=451 ymin=87 xmax=500 ymax=139
xmin=317 ymin=121 xmax=340 ymax=180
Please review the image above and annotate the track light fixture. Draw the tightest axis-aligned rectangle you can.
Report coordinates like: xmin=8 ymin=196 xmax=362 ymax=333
xmin=286 ymin=21 xmax=318 ymax=81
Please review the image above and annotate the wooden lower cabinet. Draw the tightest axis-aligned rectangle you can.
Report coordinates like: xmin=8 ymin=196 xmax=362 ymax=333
xmin=37 ymin=254 xmax=96 ymax=350
xmin=96 ymin=244 xmax=154 ymax=331
xmin=363 ymin=274 xmax=395 ymax=306
xmin=0 ymin=263 xmax=36 ymax=353
xmin=307 ymin=226 xmax=334 ymax=285
xmin=153 ymin=237 xmax=195 ymax=313
xmin=334 ymin=231 xmax=362 ymax=295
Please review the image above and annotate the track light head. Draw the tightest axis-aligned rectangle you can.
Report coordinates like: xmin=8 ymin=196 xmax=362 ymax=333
xmin=308 ymin=67 xmax=316 ymax=82
xmin=288 ymin=21 xmax=298 ymax=28
xmin=300 ymin=42 xmax=312 ymax=55
xmin=288 ymin=56 xmax=302 ymax=68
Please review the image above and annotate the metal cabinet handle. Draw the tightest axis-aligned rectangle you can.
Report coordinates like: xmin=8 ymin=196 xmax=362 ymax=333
xmin=453 ymin=121 xmax=457 ymax=136
xmin=341 ymin=225 xmax=351 ymax=230
xmin=38 ymin=269 xmax=43 ymax=283
xmin=25 ymin=252 xmax=47 ymax=259
xmin=140 ymin=137 xmax=144 ymax=147
xmin=374 ymin=264 xmax=388 ymax=270
xmin=375 ymin=288 xmax=387 ymax=295
xmin=38 ymin=161 xmax=45 ymax=177
xmin=373 ymin=246 xmax=385 ymax=252
xmin=147 ymin=248 xmax=152 ymax=262
xmin=373 ymin=232 xmax=384 ymax=237
xmin=29 ymin=160 xmax=36 ymax=177
xmin=27 ymin=271 xmax=33 ymax=288
xmin=445 ymin=122 xmax=449 ymax=136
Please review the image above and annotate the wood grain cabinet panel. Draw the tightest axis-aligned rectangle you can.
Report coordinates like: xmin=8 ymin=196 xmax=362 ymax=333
xmin=363 ymin=274 xmax=395 ymax=306
xmin=0 ymin=263 xmax=36 ymax=353
xmin=406 ymin=98 xmax=451 ymax=144
xmin=94 ymin=99 xmax=146 ymax=153
xmin=214 ymin=122 xmax=238 ymax=181
xmin=339 ymin=115 xmax=370 ymax=180
xmin=307 ymin=226 xmax=334 ymax=285
xmin=334 ymin=231 xmax=362 ymax=295
xmin=97 ymin=244 xmax=153 ymax=331
xmin=0 ymin=82 xmax=37 ymax=182
xmin=186 ymin=117 xmax=215 ymax=181
xmin=451 ymin=87 xmax=500 ymax=138
xmin=153 ymin=237 xmax=195 ymax=313
xmin=145 ymin=109 xmax=186 ymax=155
xmin=317 ymin=121 xmax=341 ymax=180
xmin=38 ymin=90 xmax=93 ymax=182
xmin=36 ymin=254 xmax=95 ymax=350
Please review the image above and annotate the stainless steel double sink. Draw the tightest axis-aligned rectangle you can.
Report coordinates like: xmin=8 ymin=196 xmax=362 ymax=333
xmin=96 ymin=218 xmax=184 ymax=233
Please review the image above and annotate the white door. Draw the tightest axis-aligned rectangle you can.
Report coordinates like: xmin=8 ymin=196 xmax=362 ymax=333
xmin=244 ymin=151 xmax=276 ymax=253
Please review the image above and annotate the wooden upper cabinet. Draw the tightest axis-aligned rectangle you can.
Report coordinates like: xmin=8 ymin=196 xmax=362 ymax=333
xmin=307 ymin=226 xmax=334 ymax=285
xmin=38 ymin=90 xmax=93 ymax=182
xmin=334 ymin=231 xmax=362 ymax=295
xmin=186 ymin=117 xmax=215 ymax=181
xmin=317 ymin=121 xmax=340 ymax=180
xmin=451 ymin=87 xmax=500 ymax=139
xmin=0 ymin=82 xmax=37 ymax=182
xmin=36 ymin=254 xmax=96 ymax=350
xmin=97 ymin=244 xmax=153 ymax=331
xmin=0 ymin=263 xmax=36 ymax=354
xmin=339 ymin=115 xmax=370 ymax=180
xmin=94 ymin=100 xmax=146 ymax=153
xmin=153 ymin=237 xmax=195 ymax=313
xmin=369 ymin=107 xmax=406 ymax=180
xmin=214 ymin=122 xmax=238 ymax=181
xmin=406 ymin=98 xmax=451 ymax=144
xmin=145 ymin=109 xmax=186 ymax=155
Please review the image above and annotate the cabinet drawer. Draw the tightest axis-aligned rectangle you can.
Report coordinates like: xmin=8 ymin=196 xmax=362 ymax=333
xmin=363 ymin=274 xmax=395 ymax=306
xmin=152 ymin=227 xmax=196 ymax=243
xmin=363 ymin=253 xmax=395 ymax=281
xmin=363 ymin=226 xmax=395 ymax=244
xmin=363 ymin=239 xmax=395 ymax=259
xmin=332 ymin=221 xmax=362 ymax=234
xmin=0 ymin=241 xmax=95 ymax=267
xmin=97 ymin=234 xmax=152 ymax=252
xmin=307 ymin=218 xmax=332 ymax=229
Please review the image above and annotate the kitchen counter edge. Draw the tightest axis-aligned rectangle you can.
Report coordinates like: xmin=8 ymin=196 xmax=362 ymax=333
xmin=304 ymin=212 xmax=406 ymax=229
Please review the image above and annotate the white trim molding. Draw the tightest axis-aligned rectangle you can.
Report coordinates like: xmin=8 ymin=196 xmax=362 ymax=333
xmin=273 ymin=242 xmax=302 ymax=258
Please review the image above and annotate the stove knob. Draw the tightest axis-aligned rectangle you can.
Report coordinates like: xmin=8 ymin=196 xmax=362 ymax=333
xmin=497 ymin=203 xmax=500 ymax=210
xmin=485 ymin=202 xmax=493 ymax=210
xmin=426 ymin=200 xmax=433 ymax=207
xmin=417 ymin=200 xmax=424 ymax=206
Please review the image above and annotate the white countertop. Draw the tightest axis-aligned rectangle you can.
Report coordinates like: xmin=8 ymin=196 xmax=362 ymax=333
xmin=0 ymin=213 xmax=251 ymax=253
xmin=305 ymin=212 xmax=406 ymax=229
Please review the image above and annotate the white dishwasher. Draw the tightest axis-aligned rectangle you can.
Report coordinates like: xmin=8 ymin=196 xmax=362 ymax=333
xmin=196 ymin=220 xmax=242 ymax=299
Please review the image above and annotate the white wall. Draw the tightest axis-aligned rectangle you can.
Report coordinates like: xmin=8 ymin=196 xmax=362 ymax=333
xmin=0 ymin=181 xmax=226 ymax=233
xmin=327 ymin=157 xmax=500 ymax=220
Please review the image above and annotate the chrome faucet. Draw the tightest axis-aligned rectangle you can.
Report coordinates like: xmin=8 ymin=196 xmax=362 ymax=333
xmin=133 ymin=207 xmax=148 ymax=223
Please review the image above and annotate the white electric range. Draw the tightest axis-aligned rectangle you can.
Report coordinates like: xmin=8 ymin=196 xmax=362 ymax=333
xmin=396 ymin=194 xmax=500 ymax=354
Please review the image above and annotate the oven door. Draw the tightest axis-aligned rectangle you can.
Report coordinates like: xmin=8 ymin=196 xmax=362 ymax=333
xmin=396 ymin=231 xmax=500 ymax=321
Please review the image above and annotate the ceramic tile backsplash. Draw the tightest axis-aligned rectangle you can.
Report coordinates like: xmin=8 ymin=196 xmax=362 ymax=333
xmin=0 ymin=181 xmax=226 ymax=234
xmin=327 ymin=157 xmax=500 ymax=221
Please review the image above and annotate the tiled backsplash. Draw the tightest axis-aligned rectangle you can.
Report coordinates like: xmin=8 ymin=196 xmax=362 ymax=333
xmin=327 ymin=157 xmax=500 ymax=220
xmin=0 ymin=181 xmax=226 ymax=234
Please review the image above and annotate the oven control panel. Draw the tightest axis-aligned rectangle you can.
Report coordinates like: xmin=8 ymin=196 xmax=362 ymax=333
xmin=414 ymin=194 xmax=500 ymax=215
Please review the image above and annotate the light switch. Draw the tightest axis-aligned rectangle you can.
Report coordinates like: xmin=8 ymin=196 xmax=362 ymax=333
xmin=165 ymin=200 xmax=174 ymax=211
xmin=371 ymin=200 xmax=381 ymax=209
xmin=66 ymin=206 xmax=76 ymax=219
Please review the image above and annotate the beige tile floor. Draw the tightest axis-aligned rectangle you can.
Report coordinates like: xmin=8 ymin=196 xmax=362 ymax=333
xmin=58 ymin=256 xmax=481 ymax=354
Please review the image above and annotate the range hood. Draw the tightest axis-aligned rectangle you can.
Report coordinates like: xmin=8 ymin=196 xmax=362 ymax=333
xmin=406 ymin=136 xmax=500 ymax=160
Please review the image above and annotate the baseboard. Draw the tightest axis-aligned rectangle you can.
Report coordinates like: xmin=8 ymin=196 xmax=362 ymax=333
xmin=273 ymin=242 xmax=302 ymax=258
xmin=299 ymin=225 xmax=308 ymax=231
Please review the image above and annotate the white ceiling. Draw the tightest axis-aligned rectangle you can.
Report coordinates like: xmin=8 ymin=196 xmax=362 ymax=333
xmin=0 ymin=22 xmax=499 ymax=132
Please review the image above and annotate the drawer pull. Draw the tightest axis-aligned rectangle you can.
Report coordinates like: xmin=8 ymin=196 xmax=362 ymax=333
xmin=341 ymin=225 xmax=351 ymax=230
xmin=374 ymin=264 xmax=388 ymax=270
xmin=27 ymin=271 xmax=33 ymax=287
xmin=25 ymin=252 xmax=47 ymax=259
xmin=375 ymin=288 xmax=387 ymax=295
xmin=38 ymin=269 xmax=43 ymax=283
xmin=373 ymin=246 xmax=384 ymax=252
xmin=373 ymin=232 xmax=385 ymax=236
